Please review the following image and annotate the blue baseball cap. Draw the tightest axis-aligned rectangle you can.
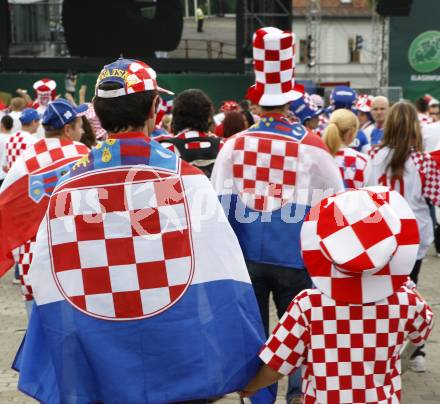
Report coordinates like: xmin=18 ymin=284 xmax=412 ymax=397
xmin=327 ymin=86 xmax=358 ymax=113
xmin=19 ymin=108 xmax=41 ymax=125
xmin=290 ymin=97 xmax=322 ymax=124
xmin=42 ymin=98 xmax=88 ymax=130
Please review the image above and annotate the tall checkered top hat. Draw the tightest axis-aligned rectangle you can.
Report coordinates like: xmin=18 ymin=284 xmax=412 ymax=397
xmin=253 ymin=27 xmax=302 ymax=106
xmin=95 ymin=58 xmax=173 ymax=98
xmin=301 ymin=186 xmax=419 ymax=304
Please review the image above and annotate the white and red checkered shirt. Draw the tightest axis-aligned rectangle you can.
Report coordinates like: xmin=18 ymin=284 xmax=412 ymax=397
xmin=260 ymin=287 xmax=433 ymax=404
xmin=368 ymin=146 xmax=440 ymax=259
xmin=4 ymin=131 xmax=37 ymax=171
xmin=334 ymin=147 xmax=370 ymax=189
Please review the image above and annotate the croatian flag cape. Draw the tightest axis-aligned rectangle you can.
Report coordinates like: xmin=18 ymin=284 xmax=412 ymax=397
xmin=211 ymin=114 xmax=344 ymax=269
xmin=13 ymin=133 xmax=267 ymax=404
xmin=0 ymin=138 xmax=89 ymax=275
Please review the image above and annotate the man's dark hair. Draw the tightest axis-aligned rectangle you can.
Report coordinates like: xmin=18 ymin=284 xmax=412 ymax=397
xmin=415 ymin=97 xmax=429 ymax=114
xmin=261 ymin=104 xmax=288 ymax=112
xmin=1 ymin=114 xmax=13 ymax=131
xmin=93 ymin=83 xmax=157 ymax=133
xmin=171 ymin=89 xmax=213 ymax=134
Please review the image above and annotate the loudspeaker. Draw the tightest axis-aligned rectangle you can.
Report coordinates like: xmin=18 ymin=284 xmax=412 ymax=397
xmin=376 ymin=0 xmax=413 ymax=17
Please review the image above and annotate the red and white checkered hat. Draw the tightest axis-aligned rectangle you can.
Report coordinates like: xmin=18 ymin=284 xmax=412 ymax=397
xmin=253 ymin=27 xmax=302 ymax=106
xmin=95 ymin=58 xmax=173 ymax=98
xmin=33 ymin=78 xmax=57 ymax=93
xmin=301 ymin=186 xmax=419 ymax=304
xmin=355 ymin=94 xmax=374 ymax=113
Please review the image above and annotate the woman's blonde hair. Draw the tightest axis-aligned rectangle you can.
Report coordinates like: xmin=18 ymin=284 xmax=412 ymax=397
xmin=323 ymin=109 xmax=359 ymax=156
xmin=381 ymin=101 xmax=423 ymax=177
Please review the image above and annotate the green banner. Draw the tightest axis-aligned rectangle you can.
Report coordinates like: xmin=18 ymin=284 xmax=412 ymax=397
xmin=389 ymin=0 xmax=440 ymax=100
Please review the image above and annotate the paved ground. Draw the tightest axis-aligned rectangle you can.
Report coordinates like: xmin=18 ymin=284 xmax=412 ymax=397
xmin=0 ymin=248 xmax=439 ymax=403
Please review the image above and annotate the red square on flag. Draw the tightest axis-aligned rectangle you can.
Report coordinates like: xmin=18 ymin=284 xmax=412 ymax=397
xmin=82 ymin=267 xmax=112 ymax=295
xmin=162 ymin=229 xmax=191 ymax=260
xmin=131 ymin=208 xmax=161 ymax=236
xmin=137 ymin=261 xmax=169 ymax=290
xmin=52 ymin=242 xmax=81 ymax=271
xmin=113 ymin=290 xmax=143 ymax=318
xmin=106 ymin=238 xmax=135 ymax=266
xmin=75 ymin=214 xmax=105 ymax=241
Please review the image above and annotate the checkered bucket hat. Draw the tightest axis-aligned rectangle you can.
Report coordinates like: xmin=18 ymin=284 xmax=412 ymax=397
xmin=356 ymin=94 xmax=374 ymax=113
xmin=253 ymin=27 xmax=302 ymax=107
xmin=301 ymin=186 xmax=420 ymax=304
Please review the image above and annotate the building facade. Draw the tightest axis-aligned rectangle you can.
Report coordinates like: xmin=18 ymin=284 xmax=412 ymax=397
xmin=293 ymin=0 xmax=378 ymax=88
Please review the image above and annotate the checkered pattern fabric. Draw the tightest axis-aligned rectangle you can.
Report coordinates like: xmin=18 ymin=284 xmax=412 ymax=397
xmin=410 ymin=151 xmax=440 ymax=207
xmin=160 ymin=130 xmax=223 ymax=154
xmin=17 ymin=238 xmax=36 ymax=301
xmin=318 ymin=115 xmax=329 ymax=136
xmin=24 ymin=139 xmax=89 ymax=174
xmin=85 ymin=103 xmax=107 ymax=140
xmin=220 ymin=100 xmax=240 ymax=112
xmin=335 ymin=147 xmax=369 ymax=189
xmin=5 ymin=131 xmax=37 ymax=171
xmin=355 ymin=94 xmax=373 ymax=113
xmin=232 ymin=134 xmax=298 ymax=211
xmin=253 ymin=27 xmax=300 ymax=106
xmin=155 ymin=97 xmax=174 ymax=126
xmin=48 ymin=175 xmax=194 ymax=320
xmin=301 ymin=188 xmax=419 ymax=304
xmin=260 ymin=287 xmax=433 ymax=404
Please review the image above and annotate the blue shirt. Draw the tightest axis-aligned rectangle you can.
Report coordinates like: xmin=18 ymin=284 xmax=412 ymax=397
xmin=371 ymin=126 xmax=384 ymax=145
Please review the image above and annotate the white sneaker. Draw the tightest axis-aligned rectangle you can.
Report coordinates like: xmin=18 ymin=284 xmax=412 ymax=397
xmin=12 ymin=278 xmax=21 ymax=285
xmin=409 ymin=355 xmax=426 ymax=372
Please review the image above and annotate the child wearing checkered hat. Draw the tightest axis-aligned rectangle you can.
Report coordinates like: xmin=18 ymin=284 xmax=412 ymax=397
xmin=239 ymin=187 xmax=434 ymax=403
xmin=323 ymin=109 xmax=371 ymax=190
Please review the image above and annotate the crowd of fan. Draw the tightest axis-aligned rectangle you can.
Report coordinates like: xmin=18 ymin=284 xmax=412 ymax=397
xmin=0 ymin=64 xmax=439 ymax=402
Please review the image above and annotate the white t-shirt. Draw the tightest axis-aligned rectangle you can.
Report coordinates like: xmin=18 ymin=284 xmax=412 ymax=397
xmin=422 ymin=121 xmax=440 ymax=152
xmin=367 ymin=147 xmax=440 ymax=259
xmin=8 ymin=111 xmax=22 ymax=133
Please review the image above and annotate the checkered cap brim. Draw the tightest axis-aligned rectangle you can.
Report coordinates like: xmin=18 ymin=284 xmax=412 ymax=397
xmin=253 ymin=27 xmax=302 ymax=106
xmin=301 ymin=186 xmax=419 ymax=304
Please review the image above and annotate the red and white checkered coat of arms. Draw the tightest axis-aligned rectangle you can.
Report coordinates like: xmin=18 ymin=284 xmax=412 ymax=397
xmin=232 ymin=133 xmax=298 ymax=211
xmin=47 ymin=168 xmax=194 ymax=321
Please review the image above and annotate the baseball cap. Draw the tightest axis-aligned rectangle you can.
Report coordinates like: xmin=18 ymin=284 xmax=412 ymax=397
xmin=290 ymin=96 xmax=322 ymax=124
xmin=42 ymin=98 xmax=88 ymax=130
xmin=95 ymin=58 xmax=173 ymax=99
xmin=329 ymin=86 xmax=358 ymax=110
xmin=19 ymin=108 xmax=41 ymax=125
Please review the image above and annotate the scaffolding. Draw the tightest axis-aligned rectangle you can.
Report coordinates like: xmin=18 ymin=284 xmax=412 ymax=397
xmin=372 ymin=0 xmax=390 ymax=89
xmin=305 ymin=0 xmax=321 ymax=81
xmin=243 ymin=0 xmax=292 ymax=58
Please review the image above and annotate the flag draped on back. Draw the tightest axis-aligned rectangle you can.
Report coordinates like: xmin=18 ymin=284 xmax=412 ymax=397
xmin=211 ymin=115 xmax=345 ymax=269
xmin=0 ymin=138 xmax=89 ymax=275
xmin=13 ymin=133 xmax=267 ymax=404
